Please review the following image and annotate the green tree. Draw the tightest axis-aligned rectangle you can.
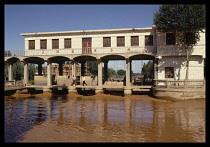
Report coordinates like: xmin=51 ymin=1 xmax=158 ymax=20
xmin=28 ymin=63 xmax=35 ymax=80
xmin=12 ymin=61 xmax=23 ymax=80
xmin=86 ymin=61 xmax=98 ymax=75
xmin=141 ymin=60 xmax=153 ymax=79
xmin=153 ymin=4 xmax=205 ymax=80
xmin=4 ymin=61 xmax=35 ymax=81
xmin=117 ymin=69 xmax=126 ymax=76
xmin=108 ymin=68 xmax=116 ymax=78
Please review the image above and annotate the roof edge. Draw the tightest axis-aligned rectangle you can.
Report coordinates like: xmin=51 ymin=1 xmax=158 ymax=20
xmin=20 ymin=27 xmax=153 ymax=36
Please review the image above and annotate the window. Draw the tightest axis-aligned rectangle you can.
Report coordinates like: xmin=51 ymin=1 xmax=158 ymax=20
xmin=166 ymin=33 xmax=176 ymax=45
xmin=145 ymin=35 xmax=153 ymax=46
xmin=165 ymin=67 xmax=174 ymax=78
xmin=186 ymin=33 xmax=196 ymax=45
xmin=64 ymin=38 xmax=71 ymax=48
xmin=103 ymin=37 xmax=111 ymax=47
xmin=82 ymin=38 xmax=92 ymax=54
xmin=131 ymin=36 xmax=139 ymax=46
xmin=40 ymin=40 xmax=47 ymax=49
xmin=117 ymin=36 xmax=125 ymax=47
xmin=52 ymin=39 xmax=59 ymax=49
xmin=28 ymin=40 xmax=35 ymax=50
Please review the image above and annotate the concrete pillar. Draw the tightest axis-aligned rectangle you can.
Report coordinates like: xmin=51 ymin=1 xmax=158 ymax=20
xmin=47 ymin=61 xmax=52 ymax=86
xmin=103 ymin=60 xmax=108 ymax=82
xmin=38 ymin=63 xmax=42 ymax=76
xmin=97 ymin=59 xmax=103 ymax=86
xmin=126 ymin=58 xmax=131 ymax=86
xmin=125 ymin=58 xmax=132 ymax=95
xmin=58 ymin=62 xmax=63 ymax=76
xmin=71 ymin=60 xmax=77 ymax=86
xmin=23 ymin=61 xmax=28 ymax=86
xmin=96 ymin=59 xmax=103 ymax=94
xmin=71 ymin=60 xmax=77 ymax=77
xmin=154 ymin=58 xmax=158 ymax=79
xmin=8 ymin=62 xmax=13 ymax=81
xmin=130 ymin=60 xmax=132 ymax=82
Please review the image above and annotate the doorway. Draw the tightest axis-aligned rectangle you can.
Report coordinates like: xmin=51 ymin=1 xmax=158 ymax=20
xmin=82 ymin=38 xmax=92 ymax=54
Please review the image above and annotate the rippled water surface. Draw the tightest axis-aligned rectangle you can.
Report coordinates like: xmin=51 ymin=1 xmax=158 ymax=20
xmin=4 ymin=95 xmax=205 ymax=142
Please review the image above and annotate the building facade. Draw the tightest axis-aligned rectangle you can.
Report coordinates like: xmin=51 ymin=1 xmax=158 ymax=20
xmin=19 ymin=26 xmax=205 ymax=82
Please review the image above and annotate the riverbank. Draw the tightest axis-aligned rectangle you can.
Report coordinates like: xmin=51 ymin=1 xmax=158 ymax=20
xmin=5 ymin=91 xmax=171 ymax=102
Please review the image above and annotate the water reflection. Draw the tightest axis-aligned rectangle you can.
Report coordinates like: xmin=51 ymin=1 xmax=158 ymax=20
xmin=4 ymin=96 xmax=205 ymax=142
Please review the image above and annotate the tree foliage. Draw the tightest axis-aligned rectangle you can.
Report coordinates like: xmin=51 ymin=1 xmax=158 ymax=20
xmin=86 ymin=61 xmax=98 ymax=75
xmin=141 ymin=60 xmax=153 ymax=79
xmin=153 ymin=5 xmax=205 ymax=35
xmin=108 ymin=68 xmax=116 ymax=78
xmin=12 ymin=61 xmax=24 ymax=80
xmin=4 ymin=61 xmax=35 ymax=81
xmin=153 ymin=4 xmax=205 ymax=79
xmin=117 ymin=69 xmax=126 ymax=75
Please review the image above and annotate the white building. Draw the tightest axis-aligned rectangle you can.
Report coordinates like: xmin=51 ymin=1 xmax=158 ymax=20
xmin=20 ymin=26 xmax=205 ymax=81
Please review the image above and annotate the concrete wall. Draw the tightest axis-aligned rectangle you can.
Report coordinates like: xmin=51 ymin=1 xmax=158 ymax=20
xmin=34 ymin=76 xmax=47 ymax=86
xmin=57 ymin=76 xmax=72 ymax=86
xmin=157 ymin=56 xmax=204 ymax=80
xmin=156 ymin=31 xmax=205 ymax=57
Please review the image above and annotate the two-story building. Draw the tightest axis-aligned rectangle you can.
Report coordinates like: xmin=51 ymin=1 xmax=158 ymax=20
xmin=5 ymin=26 xmax=205 ymax=96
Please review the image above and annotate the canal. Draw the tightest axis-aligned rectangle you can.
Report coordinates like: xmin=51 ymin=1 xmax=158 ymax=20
xmin=4 ymin=94 xmax=205 ymax=142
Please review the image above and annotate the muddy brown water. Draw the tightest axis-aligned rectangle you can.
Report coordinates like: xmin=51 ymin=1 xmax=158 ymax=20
xmin=4 ymin=94 xmax=205 ymax=142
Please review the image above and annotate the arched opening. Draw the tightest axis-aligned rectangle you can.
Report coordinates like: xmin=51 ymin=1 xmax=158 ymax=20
xmin=5 ymin=57 xmax=21 ymax=81
xmin=129 ymin=54 xmax=155 ymax=85
xmin=23 ymin=57 xmax=45 ymax=86
xmin=46 ymin=56 xmax=71 ymax=86
xmin=74 ymin=55 xmax=98 ymax=86
xmin=100 ymin=55 xmax=126 ymax=88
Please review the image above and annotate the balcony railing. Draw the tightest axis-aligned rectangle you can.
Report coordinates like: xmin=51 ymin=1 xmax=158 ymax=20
xmin=153 ymin=79 xmax=205 ymax=89
xmin=5 ymin=46 xmax=157 ymax=57
xmin=5 ymin=50 xmax=25 ymax=57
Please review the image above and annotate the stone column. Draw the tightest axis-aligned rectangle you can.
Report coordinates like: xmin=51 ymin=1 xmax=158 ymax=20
xmin=71 ymin=60 xmax=77 ymax=86
xmin=8 ymin=62 xmax=13 ymax=81
xmin=154 ymin=58 xmax=158 ymax=79
xmin=71 ymin=60 xmax=77 ymax=77
xmin=47 ymin=61 xmax=52 ymax=86
xmin=58 ymin=62 xmax=63 ymax=76
xmin=23 ymin=61 xmax=28 ymax=86
xmin=96 ymin=59 xmax=103 ymax=94
xmin=130 ymin=60 xmax=132 ymax=82
xmin=125 ymin=58 xmax=132 ymax=95
xmin=97 ymin=59 xmax=103 ymax=86
xmin=126 ymin=58 xmax=131 ymax=86
xmin=38 ymin=63 xmax=42 ymax=76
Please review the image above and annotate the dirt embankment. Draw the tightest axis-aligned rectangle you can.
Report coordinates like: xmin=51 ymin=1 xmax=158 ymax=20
xmin=5 ymin=92 xmax=170 ymax=102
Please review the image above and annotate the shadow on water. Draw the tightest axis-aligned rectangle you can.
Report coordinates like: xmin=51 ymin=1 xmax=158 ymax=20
xmin=4 ymin=90 xmax=16 ymax=96
xmin=51 ymin=87 xmax=69 ymax=95
xmin=4 ymin=96 xmax=67 ymax=142
xmin=103 ymin=90 xmax=124 ymax=97
xmin=77 ymin=88 xmax=95 ymax=96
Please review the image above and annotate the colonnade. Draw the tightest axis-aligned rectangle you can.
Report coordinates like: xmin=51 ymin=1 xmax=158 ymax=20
xmin=5 ymin=55 xmax=157 ymax=95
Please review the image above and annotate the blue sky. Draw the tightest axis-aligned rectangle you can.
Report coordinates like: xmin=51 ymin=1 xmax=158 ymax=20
xmin=5 ymin=4 xmax=159 ymax=73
